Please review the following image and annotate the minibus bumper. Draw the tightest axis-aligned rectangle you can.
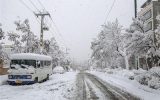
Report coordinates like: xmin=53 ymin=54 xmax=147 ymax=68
xmin=7 ymin=80 xmax=35 ymax=85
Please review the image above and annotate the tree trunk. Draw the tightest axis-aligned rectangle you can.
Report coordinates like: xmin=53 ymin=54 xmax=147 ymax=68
xmin=0 ymin=59 xmax=3 ymax=68
xmin=124 ymin=55 xmax=130 ymax=70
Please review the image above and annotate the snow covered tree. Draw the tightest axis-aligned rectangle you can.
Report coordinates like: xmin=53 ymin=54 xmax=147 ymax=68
xmin=8 ymin=32 xmax=22 ymax=53
xmin=31 ymin=38 xmax=40 ymax=53
xmin=15 ymin=19 xmax=38 ymax=53
xmin=46 ymin=37 xmax=61 ymax=67
xmin=117 ymin=18 xmax=149 ymax=69
xmin=0 ymin=23 xmax=5 ymax=65
xmin=45 ymin=37 xmax=70 ymax=70
xmin=91 ymin=18 xmax=159 ymax=70
xmin=0 ymin=23 xmax=4 ymax=40
xmin=121 ymin=15 xmax=160 ymax=69
xmin=43 ymin=40 xmax=50 ymax=54
xmin=91 ymin=16 xmax=160 ymax=70
xmin=155 ymin=15 xmax=160 ymax=49
xmin=91 ymin=20 xmax=124 ymax=69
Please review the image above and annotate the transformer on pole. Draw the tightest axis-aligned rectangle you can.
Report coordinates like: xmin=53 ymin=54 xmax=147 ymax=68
xmin=34 ymin=11 xmax=50 ymax=51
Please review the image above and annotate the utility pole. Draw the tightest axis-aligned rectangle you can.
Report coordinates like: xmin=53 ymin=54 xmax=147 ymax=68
xmin=35 ymin=11 xmax=50 ymax=52
xmin=134 ymin=0 xmax=137 ymax=18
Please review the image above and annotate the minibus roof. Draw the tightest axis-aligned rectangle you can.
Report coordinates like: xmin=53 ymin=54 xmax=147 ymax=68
xmin=10 ymin=53 xmax=52 ymax=61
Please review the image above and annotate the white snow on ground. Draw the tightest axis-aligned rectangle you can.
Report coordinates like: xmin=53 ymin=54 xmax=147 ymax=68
xmin=89 ymin=70 xmax=160 ymax=100
xmin=0 ymin=75 xmax=7 ymax=85
xmin=85 ymin=77 xmax=107 ymax=100
xmin=0 ymin=72 xmax=77 ymax=100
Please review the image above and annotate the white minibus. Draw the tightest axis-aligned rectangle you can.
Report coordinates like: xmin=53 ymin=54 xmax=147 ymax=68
xmin=7 ymin=53 xmax=52 ymax=85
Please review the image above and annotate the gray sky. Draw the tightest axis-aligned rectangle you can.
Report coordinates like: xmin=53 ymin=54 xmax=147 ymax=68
xmin=0 ymin=0 xmax=146 ymax=62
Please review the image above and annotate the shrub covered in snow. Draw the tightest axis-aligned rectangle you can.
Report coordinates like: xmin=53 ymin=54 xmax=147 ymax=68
xmin=132 ymin=68 xmax=146 ymax=75
xmin=134 ymin=72 xmax=151 ymax=85
xmin=104 ymin=68 xmax=135 ymax=79
xmin=134 ymin=67 xmax=160 ymax=89
xmin=148 ymin=77 xmax=160 ymax=89
xmin=94 ymin=67 xmax=160 ymax=89
xmin=149 ymin=67 xmax=160 ymax=77
xmin=53 ymin=66 xmax=65 ymax=74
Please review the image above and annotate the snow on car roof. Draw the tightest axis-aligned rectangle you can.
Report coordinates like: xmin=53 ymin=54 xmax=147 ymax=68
xmin=53 ymin=66 xmax=64 ymax=71
xmin=10 ymin=53 xmax=52 ymax=61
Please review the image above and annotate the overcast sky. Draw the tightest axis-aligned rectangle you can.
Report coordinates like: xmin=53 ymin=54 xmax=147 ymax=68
xmin=0 ymin=0 xmax=146 ymax=62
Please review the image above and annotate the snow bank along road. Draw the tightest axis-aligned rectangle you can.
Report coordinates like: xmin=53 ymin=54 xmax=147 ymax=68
xmin=75 ymin=72 xmax=141 ymax=100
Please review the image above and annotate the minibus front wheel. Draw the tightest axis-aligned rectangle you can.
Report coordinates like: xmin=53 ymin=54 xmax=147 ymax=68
xmin=46 ymin=74 xmax=49 ymax=80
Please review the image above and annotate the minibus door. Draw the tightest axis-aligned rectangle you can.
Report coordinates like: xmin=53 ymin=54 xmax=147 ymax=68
xmin=36 ymin=61 xmax=43 ymax=81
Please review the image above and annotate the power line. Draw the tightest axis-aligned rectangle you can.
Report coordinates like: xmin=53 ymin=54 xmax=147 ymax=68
xmin=28 ymin=0 xmax=40 ymax=12
xmin=19 ymin=0 xmax=68 ymax=48
xmin=50 ymin=17 xmax=63 ymax=38
xmin=48 ymin=16 xmax=70 ymax=48
xmin=19 ymin=0 xmax=34 ymax=13
xmin=34 ymin=0 xmax=68 ymax=48
xmin=35 ymin=17 xmax=41 ymax=24
xmin=104 ymin=0 xmax=116 ymax=24
xmin=35 ymin=12 xmax=50 ymax=48
xmin=36 ymin=0 xmax=64 ymax=41
xmin=37 ymin=0 xmax=56 ymax=12
xmin=37 ymin=0 xmax=47 ymax=11
xmin=19 ymin=0 xmax=41 ymax=24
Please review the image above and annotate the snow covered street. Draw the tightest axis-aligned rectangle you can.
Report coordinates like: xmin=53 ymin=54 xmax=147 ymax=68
xmin=0 ymin=72 xmax=77 ymax=100
xmin=90 ymin=71 xmax=160 ymax=100
xmin=1 ymin=71 xmax=160 ymax=100
xmin=75 ymin=72 xmax=140 ymax=100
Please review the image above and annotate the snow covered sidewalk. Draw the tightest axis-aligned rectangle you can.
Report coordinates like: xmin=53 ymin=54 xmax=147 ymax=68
xmin=0 ymin=72 xmax=77 ymax=100
xmin=0 ymin=75 xmax=8 ymax=85
xmin=89 ymin=71 xmax=160 ymax=100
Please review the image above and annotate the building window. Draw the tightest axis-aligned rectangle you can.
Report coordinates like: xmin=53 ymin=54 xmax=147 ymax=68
xmin=145 ymin=21 xmax=152 ymax=32
xmin=143 ymin=10 xmax=152 ymax=21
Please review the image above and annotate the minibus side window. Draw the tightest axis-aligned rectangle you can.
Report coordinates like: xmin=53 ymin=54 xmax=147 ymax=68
xmin=48 ymin=61 xmax=51 ymax=66
xmin=37 ymin=61 xmax=40 ymax=68
xmin=44 ymin=61 xmax=47 ymax=66
xmin=40 ymin=61 xmax=44 ymax=67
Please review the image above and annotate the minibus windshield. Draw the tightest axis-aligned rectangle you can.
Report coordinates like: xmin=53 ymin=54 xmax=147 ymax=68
xmin=11 ymin=60 xmax=36 ymax=68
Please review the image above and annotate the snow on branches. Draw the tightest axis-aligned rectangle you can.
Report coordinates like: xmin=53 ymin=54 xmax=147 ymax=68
xmin=14 ymin=19 xmax=38 ymax=53
xmin=91 ymin=20 xmax=124 ymax=69
xmin=91 ymin=15 xmax=160 ymax=70
xmin=7 ymin=32 xmax=21 ymax=53
xmin=0 ymin=23 xmax=4 ymax=40
xmin=0 ymin=23 xmax=6 ymax=63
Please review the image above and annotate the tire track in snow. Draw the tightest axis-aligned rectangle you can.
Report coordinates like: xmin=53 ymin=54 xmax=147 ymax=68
xmin=85 ymin=73 xmax=141 ymax=100
xmin=75 ymin=73 xmax=87 ymax=100
xmin=85 ymin=76 xmax=107 ymax=100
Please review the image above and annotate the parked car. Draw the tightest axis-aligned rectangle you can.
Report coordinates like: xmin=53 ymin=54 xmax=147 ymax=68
xmin=53 ymin=66 xmax=65 ymax=74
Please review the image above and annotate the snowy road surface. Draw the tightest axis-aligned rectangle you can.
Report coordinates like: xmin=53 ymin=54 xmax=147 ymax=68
xmin=1 ymin=71 xmax=160 ymax=100
xmin=75 ymin=72 xmax=140 ymax=100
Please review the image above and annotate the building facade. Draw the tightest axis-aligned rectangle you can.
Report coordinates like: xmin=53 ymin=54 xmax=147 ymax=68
xmin=138 ymin=0 xmax=160 ymax=31
xmin=135 ymin=0 xmax=160 ymax=69
xmin=2 ymin=45 xmax=13 ymax=56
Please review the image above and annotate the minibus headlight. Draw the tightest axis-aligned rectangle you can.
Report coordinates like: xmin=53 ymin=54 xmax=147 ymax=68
xmin=26 ymin=75 xmax=32 ymax=79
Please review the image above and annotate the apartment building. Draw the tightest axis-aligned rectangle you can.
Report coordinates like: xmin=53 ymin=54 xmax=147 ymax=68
xmin=138 ymin=0 xmax=160 ymax=31
xmin=134 ymin=0 xmax=160 ymax=69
